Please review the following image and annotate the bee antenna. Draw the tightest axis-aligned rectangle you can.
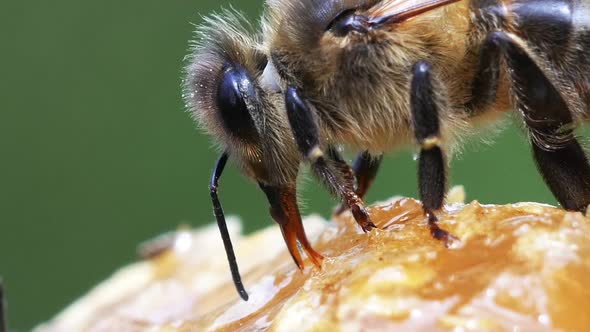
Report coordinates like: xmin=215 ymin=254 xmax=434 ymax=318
xmin=0 ymin=278 xmax=7 ymax=332
xmin=209 ymin=152 xmax=249 ymax=301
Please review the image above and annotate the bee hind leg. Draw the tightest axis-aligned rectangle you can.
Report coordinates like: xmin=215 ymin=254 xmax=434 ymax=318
xmin=258 ymin=183 xmax=324 ymax=269
xmin=333 ymin=150 xmax=383 ymax=216
xmin=284 ymin=86 xmax=376 ymax=232
xmin=490 ymin=31 xmax=590 ymax=212
xmin=410 ymin=61 xmax=458 ymax=247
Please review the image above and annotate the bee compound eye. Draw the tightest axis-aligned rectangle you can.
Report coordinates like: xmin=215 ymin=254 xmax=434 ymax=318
xmin=327 ymin=9 xmax=369 ymax=37
xmin=216 ymin=64 xmax=260 ymax=141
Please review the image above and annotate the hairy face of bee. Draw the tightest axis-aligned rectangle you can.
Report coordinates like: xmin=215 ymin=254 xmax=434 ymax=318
xmin=185 ymin=13 xmax=263 ymax=143
xmin=185 ymin=12 xmax=303 ymax=186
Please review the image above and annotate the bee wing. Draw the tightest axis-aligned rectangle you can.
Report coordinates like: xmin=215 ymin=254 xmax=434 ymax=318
xmin=366 ymin=0 xmax=461 ymax=25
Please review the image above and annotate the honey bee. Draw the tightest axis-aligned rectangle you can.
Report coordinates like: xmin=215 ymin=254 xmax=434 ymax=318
xmin=184 ymin=0 xmax=590 ymax=300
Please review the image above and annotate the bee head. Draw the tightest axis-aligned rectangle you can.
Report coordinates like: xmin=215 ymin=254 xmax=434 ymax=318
xmin=184 ymin=10 xmax=300 ymax=185
xmin=185 ymin=11 xmax=264 ymax=151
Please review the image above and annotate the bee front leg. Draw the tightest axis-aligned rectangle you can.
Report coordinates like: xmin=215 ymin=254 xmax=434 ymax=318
xmin=331 ymin=149 xmax=383 ymax=216
xmin=410 ymin=61 xmax=457 ymax=246
xmin=285 ymin=86 xmax=376 ymax=232
xmin=258 ymin=183 xmax=324 ymax=269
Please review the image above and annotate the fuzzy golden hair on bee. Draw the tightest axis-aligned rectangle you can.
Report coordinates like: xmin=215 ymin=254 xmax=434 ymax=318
xmin=186 ymin=0 xmax=590 ymax=301
xmin=262 ymin=0 xmax=473 ymax=153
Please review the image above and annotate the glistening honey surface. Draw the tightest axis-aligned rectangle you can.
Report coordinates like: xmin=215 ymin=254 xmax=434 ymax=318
xmin=36 ymin=198 xmax=590 ymax=332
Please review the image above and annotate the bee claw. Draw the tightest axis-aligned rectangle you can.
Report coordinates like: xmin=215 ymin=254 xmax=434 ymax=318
xmin=362 ymin=222 xmax=377 ymax=233
xmin=427 ymin=213 xmax=460 ymax=248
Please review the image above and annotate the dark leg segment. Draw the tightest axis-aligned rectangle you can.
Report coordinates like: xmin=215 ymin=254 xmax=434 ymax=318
xmin=210 ymin=152 xmax=249 ymax=301
xmin=285 ymin=86 xmax=375 ymax=231
xmin=352 ymin=151 xmax=383 ymax=200
xmin=410 ymin=61 xmax=456 ymax=245
xmin=284 ymin=86 xmax=323 ymax=161
xmin=532 ymin=143 xmax=590 ymax=211
xmin=491 ymin=31 xmax=590 ymax=211
xmin=258 ymin=183 xmax=323 ymax=269
xmin=465 ymin=32 xmax=503 ymax=114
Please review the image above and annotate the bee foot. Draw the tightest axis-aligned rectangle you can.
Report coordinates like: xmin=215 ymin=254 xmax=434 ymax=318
xmin=425 ymin=211 xmax=459 ymax=248
xmin=429 ymin=222 xmax=460 ymax=248
xmin=351 ymin=205 xmax=376 ymax=232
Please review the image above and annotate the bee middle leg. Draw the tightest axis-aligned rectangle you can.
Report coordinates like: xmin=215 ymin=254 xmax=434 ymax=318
xmin=410 ymin=61 xmax=457 ymax=246
xmin=285 ymin=86 xmax=375 ymax=232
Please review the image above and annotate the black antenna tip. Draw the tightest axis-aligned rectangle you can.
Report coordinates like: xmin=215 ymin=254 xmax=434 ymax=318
xmin=238 ymin=287 xmax=249 ymax=301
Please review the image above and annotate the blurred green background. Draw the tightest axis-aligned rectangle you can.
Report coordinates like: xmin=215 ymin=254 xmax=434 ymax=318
xmin=0 ymin=0 xmax=575 ymax=330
